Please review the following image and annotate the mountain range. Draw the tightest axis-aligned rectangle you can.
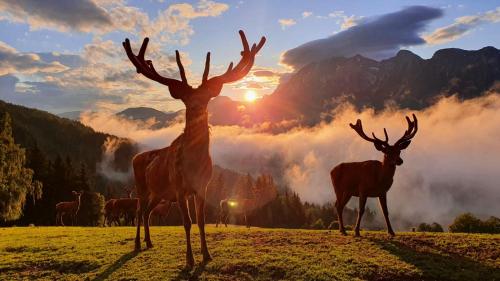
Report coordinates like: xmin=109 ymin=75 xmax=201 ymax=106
xmin=213 ymin=46 xmax=500 ymax=126
xmin=63 ymin=46 xmax=500 ymax=128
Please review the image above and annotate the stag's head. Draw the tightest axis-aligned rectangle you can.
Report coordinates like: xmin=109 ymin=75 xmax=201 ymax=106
xmin=72 ymin=191 xmax=83 ymax=200
xmin=123 ymin=31 xmax=265 ymax=111
xmin=350 ymin=114 xmax=418 ymax=166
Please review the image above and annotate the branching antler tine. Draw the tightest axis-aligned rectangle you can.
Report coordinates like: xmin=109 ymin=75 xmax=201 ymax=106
xmin=123 ymin=39 xmax=141 ymax=73
xmin=395 ymin=114 xmax=419 ymax=147
xmin=255 ymin=36 xmax=266 ymax=53
xmin=371 ymin=128 xmax=389 ymax=143
xmin=250 ymin=43 xmax=257 ymax=53
xmin=350 ymin=120 xmax=375 ymax=142
xmin=225 ymin=62 xmax=234 ymax=73
xmin=175 ymin=50 xmax=188 ymax=84
xmin=239 ymin=30 xmax=250 ymax=53
xmin=408 ymin=114 xmax=418 ymax=138
xmin=202 ymin=52 xmax=210 ymax=82
xmin=138 ymin=38 xmax=149 ymax=59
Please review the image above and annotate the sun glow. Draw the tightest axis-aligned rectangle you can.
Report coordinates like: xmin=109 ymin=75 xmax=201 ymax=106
xmin=244 ymin=90 xmax=258 ymax=102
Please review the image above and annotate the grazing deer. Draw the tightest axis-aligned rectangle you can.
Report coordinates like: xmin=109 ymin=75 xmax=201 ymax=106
xmin=113 ymin=188 xmax=138 ymax=226
xmin=216 ymin=198 xmax=255 ymax=228
xmin=124 ymin=30 xmax=265 ymax=266
xmin=331 ymin=114 xmax=418 ymax=237
xmin=55 ymin=191 xmax=82 ymax=226
xmin=104 ymin=199 xmax=119 ymax=226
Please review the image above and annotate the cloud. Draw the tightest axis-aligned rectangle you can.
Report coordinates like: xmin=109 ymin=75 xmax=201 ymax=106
xmin=425 ymin=7 xmax=500 ymax=44
xmin=340 ymin=15 xmax=364 ymax=30
xmin=1 ymin=38 xmax=186 ymax=112
xmin=253 ymin=70 xmax=281 ymax=77
xmin=278 ymin=18 xmax=296 ymax=30
xmin=0 ymin=0 xmax=229 ymax=44
xmin=0 ymin=41 xmax=68 ymax=75
xmin=0 ymin=0 xmax=112 ymax=32
xmin=326 ymin=10 xmax=364 ymax=29
xmin=281 ymin=6 xmax=443 ymax=70
xmin=81 ymin=93 xmax=500 ymax=228
xmin=302 ymin=11 xmax=313 ymax=19
xmin=146 ymin=0 xmax=229 ymax=45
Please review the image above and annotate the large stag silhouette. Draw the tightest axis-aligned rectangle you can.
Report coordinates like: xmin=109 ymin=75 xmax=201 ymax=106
xmin=331 ymin=115 xmax=418 ymax=237
xmin=124 ymin=30 xmax=265 ymax=267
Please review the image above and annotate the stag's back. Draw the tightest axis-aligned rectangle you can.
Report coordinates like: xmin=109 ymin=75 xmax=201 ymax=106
xmin=331 ymin=160 xmax=383 ymax=197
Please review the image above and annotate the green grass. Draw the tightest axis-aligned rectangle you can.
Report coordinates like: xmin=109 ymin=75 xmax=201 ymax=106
xmin=0 ymin=226 xmax=498 ymax=281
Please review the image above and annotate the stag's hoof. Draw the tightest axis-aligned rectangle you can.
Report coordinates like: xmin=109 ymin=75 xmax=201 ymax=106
xmin=202 ymin=254 xmax=212 ymax=263
xmin=354 ymin=232 xmax=361 ymax=237
xmin=340 ymin=230 xmax=347 ymax=236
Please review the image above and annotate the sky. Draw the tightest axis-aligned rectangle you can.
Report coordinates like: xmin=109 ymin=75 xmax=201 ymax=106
xmin=0 ymin=0 xmax=499 ymax=114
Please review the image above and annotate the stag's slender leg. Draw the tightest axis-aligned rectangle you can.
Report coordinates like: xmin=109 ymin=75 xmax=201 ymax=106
xmin=216 ymin=207 xmax=220 ymax=228
xmin=336 ymin=194 xmax=351 ymax=235
xmin=195 ymin=194 xmax=212 ymax=262
xmin=224 ymin=212 xmax=229 ymax=227
xmin=135 ymin=199 xmax=146 ymax=251
xmin=354 ymin=196 xmax=367 ymax=237
xmin=144 ymin=197 xmax=160 ymax=248
xmin=379 ymin=195 xmax=395 ymax=236
xmin=178 ymin=195 xmax=194 ymax=267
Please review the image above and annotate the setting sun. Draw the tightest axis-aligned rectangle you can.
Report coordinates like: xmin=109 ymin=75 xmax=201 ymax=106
xmin=244 ymin=90 xmax=258 ymax=102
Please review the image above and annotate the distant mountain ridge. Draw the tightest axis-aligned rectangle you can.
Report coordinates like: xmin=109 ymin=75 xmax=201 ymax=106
xmin=208 ymin=46 xmax=500 ymax=126
xmin=116 ymin=107 xmax=180 ymax=129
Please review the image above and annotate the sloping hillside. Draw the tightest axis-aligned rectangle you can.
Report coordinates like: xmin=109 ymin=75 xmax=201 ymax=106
xmin=0 ymin=99 xmax=136 ymax=172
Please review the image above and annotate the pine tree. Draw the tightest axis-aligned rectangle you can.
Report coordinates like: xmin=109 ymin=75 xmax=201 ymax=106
xmin=0 ymin=113 xmax=42 ymax=221
xmin=76 ymin=162 xmax=91 ymax=191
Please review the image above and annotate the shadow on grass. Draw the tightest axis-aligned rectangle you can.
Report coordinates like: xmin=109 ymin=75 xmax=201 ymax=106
xmin=172 ymin=263 xmax=207 ymax=281
xmin=369 ymin=237 xmax=500 ymax=281
xmin=92 ymin=251 xmax=138 ymax=281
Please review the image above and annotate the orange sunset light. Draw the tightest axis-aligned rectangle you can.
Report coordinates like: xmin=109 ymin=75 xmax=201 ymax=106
xmin=244 ymin=90 xmax=258 ymax=102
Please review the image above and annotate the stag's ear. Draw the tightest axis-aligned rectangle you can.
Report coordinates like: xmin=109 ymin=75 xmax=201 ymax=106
xmin=374 ymin=142 xmax=386 ymax=152
xmin=398 ymin=140 xmax=412 ymax=150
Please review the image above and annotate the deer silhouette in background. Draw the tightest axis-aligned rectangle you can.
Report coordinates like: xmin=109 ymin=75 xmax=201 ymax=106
xmin=124 ymin=30 xmax=265 ymax=267
xmin=331 ymin=114 xmax=418 ymax=237
xmin=55 ymin=191 xmax=82 ymax=226
xmin=104 ymin=199 xmax=118 ymax=226
xmin=112 ymin=187 xmax=138 ymax=226
xmin=216 ymin=198 xmax=256 ymax=228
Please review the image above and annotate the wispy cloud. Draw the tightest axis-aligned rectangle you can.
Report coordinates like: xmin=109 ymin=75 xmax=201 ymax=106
xmin=302 ymin=11 xmax=313 ymax=19
xmin=278 ymin=18 xmax=296 ymax=30
xmin=0 ymin=41 xmax=68 ymax=75
xmin=425 ymin=7 xmax=500 ymax=44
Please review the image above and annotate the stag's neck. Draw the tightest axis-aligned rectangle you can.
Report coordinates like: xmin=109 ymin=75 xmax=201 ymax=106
xmin=380 ymin=159 xmax=397 ymax=184
xmin=183 ymin=107 xmax=210 ymax=156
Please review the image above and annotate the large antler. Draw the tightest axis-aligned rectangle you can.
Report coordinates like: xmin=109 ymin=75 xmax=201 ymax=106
xmin=123 ymin=38 xmax=188 ymax=94
xmin=350 ymin=119 xmax=389 ymax=150
xmin=394 ymin=114 xmax=418 ymax=148
xmin=206 ymin=30 xmax=266 ymax=85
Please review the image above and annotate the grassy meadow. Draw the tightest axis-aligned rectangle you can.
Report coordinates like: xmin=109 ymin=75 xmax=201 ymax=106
xmin=0 ymin=226 xmax=498 ymax=281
